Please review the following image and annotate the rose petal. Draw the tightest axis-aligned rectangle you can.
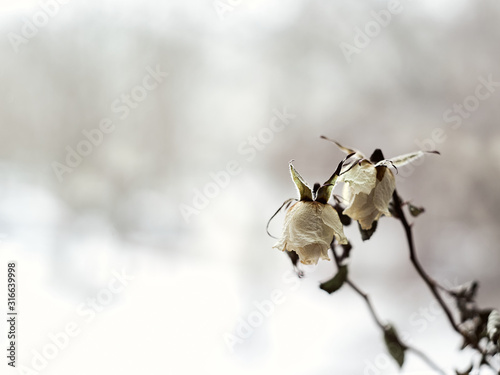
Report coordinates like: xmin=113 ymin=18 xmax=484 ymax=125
xmin=341 ymin=160 xmax=377 ymax=196
xmin=322 ymin=204 xmax=348 ymax=245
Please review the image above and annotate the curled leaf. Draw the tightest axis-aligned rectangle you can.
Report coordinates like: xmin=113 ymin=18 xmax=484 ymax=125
xmin=316 ymin=155 xmax=354 ymax=204
xmin=369 ymin=149 xmax=384 ymax=163
xmin=315 ymin=172 xmax=339 ymax=204
xmin=289 ymin=162 xmax=313 ymax=201
xmin=320 ymin=265 xmax=348 ymax=294
xmin=358 ymin=220 xmax=377 ymax=241
xmin=384 ymin=150 xmax=440 ymax=168
xmin=339 ymin=242 xmax=352 ymax=262
xmin=333 ymin=204 xmax=352 ymax=226
xmin=320 ymin=136 xmax=364 ymax=158
xmin=383 ymin=324 xmax=406 ymax=368
xmin=408 ymin=204 xmax=425 ymax=217
xmin=266 ymin=198 xmax=296 ymax=239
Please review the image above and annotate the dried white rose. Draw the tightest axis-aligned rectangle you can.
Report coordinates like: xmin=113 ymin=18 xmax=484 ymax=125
xmin=273 ymin=163 xmax=348 ymax=265
xmin=273 ymin=201 xmax=348 ymax=265
xmin=342 ymin=161 xmax=395 ymax=230
xmin=321 ymin=137 xmax=437 ymax=230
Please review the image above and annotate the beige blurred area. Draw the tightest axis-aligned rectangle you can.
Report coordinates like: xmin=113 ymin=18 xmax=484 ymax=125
xmin=0 ymin=0 xmax=499 ymax=374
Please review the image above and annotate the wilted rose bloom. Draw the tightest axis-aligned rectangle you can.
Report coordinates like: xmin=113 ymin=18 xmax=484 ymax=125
xmin=321 ymin=137 xmax=436 ymax=231
xmin=273 ymin=163 xmax=348 ymax=265
xmin=273 ymin=201 xmax=348 ymax=265
xmin=341 ymin=160 xmax=395 ymax=230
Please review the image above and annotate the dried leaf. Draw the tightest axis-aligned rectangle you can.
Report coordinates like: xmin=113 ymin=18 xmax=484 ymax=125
xmin=339 ymin=242 xmax=352 ymax=261
xmin=320 ymin=266 xmax=348 ymax=294
xmin=286 ymin=251 xmax=304 ymax=278
xmin=266 ymin=198 xmax=296 ymax=239
xmin=369 ymin=149 xmax=384 ymax=163
xmin=333 ymin=204 xmax=352 ymax=226
xmin=316 ymin=164 xmax=341 ymax=204
xmin=320 ymin=136 xmax=363 ymax=157
xmin=451 ymin=280 xmax=478 ymax=301
xmin=316 ymin=154 xmax=356 ymax=204
xmin=385 ymin=150 xmax=440 ymax=168
xmin=289 ymin=162 xmax=313 ymax=201
xmin=358 ymin=220 xmax=377 ymax=241
xmin=408 ymin=204 xmax=425 ymax=217
xmin=383 ymin=325 xmax=406 ymax=368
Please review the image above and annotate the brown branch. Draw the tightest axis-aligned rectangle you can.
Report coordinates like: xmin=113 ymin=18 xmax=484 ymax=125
xmin=347 ymin=278 xmax=386 ymax=330
xmin=331 ymin=242 xmax=445 ymax=374
xmin=392 ymin=190 xmax=461 ymax=334
xmin=392 ymin=190 xmax=500 ymax=372
xmin=406 ymin=346 xmax=446 ymax=375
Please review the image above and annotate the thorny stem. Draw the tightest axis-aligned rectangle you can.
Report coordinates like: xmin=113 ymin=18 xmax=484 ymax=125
xmin=392 ymin=190 xmax=461 ymax=334
xmin=331 ymin=244 xmax=445 ymax=374
xmin=346 ymin=279 xmax=385 ymax=330
xmin=392 ymin=190 xmax=500 ymax=373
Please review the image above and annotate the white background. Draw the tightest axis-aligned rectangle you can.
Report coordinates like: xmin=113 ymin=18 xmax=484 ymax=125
xmin=0 ymin=0 xmax=499 ymax=374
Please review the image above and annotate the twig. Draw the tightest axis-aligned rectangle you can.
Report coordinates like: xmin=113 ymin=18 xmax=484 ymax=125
xmin=392 ymin=190 xmax=500 ymax=372
xmin=406 ymin=346 xmax=446 ymax=375
xmin=392 ymin=190 xmax=461 ymax=334
xmin=331 ymin=242 xmax=445 ymax=374
xmin=347 ymin=278 xmax=386 ymax=330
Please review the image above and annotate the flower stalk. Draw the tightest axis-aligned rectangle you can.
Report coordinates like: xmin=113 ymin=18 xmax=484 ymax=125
xmin=270 ymin=138 xmax=499 ymax=374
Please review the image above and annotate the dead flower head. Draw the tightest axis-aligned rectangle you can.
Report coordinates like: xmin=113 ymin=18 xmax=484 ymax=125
xmin=273 ymin=162 xmax=348 ymax=265
xmin=322 ymin=137 xmax=438 ymax=230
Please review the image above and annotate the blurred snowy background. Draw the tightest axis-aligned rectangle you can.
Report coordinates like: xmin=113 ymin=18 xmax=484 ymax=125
xmin=0 ymin=0 xmax=499 ymax=374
